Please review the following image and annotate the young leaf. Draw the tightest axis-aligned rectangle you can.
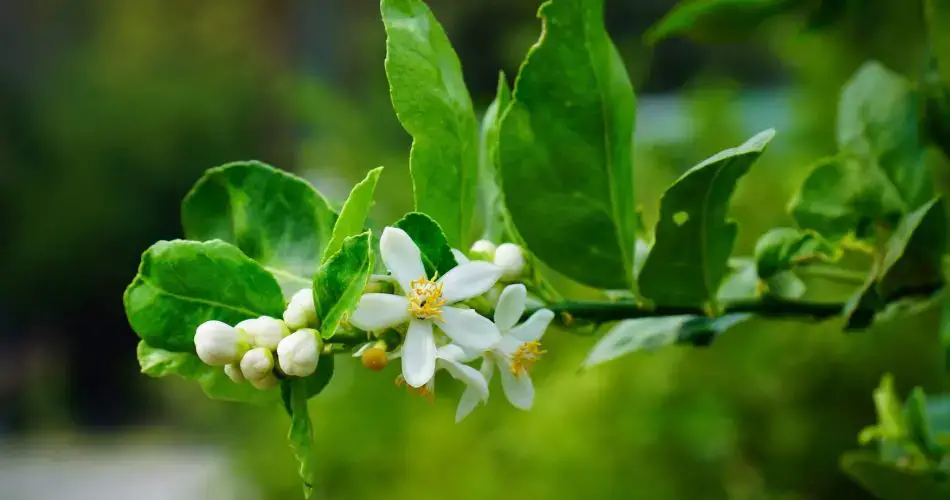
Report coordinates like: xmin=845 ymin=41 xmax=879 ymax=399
xmin=137 ymin=341 xmax=278 ymax=405
xmin=647 ymin=0 xmax=793 ymax=44
xmin=904 ymin=388 xmax=945 ymax=462
xmin=322 ymin=168 xmax=383 ymax=263
xmin=393 ymin=212 xmax=458 ymax=277
xmin=791 ymin=62 xmax=932 ymax=241
xmin=498 ymin=0 xmax=637 ymax=290
xmin=313 ymin=232 xmax=375 ymax=338
xmin=479 ymin=72 xmax=512 ymax=242
xmin=381 ymin=0 xmax=479 ymax=248
xmin=124 ymin=240 xmax=286 ymax=352
xmin=845 ymin=198 xmax=946 ymax=330
xmin=639 ymin=129 xmax=775 ymax=308
xmin=282 ymin=379 xmax=317 ymax=499
xmin=583 ymin=316 xmax=692 ymax=369
xmin=841 ymin=452 xmax=950 ymax=500
xmin=753 ymin=227 xmax=837 ymax=279
xmin=182 ymin=161 xmax=337 ymax=298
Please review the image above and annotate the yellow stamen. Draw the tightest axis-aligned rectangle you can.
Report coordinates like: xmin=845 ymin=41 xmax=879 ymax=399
xmin=407 ymin=275 xmax=446 ymax=320
xmin=394 ymin=375 xmax=434 ymax=401
xmin=510 ymin=340 xmax=545 ymax=377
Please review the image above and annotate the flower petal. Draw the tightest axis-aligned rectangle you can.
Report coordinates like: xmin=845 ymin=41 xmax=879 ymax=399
xmin=437 ymin=261 xmax=503 ymax=304
xmin=438 ymin=306 xmax=501 ymax=351
xmin=454 ymin=357 xmax=495 ymax=423
xmin=349 ymin=293 xmax=410 ymax=331
xmin=451 ymin=248 xmax=470 ymax=265
xmin=402 ymin=319 xmax=436 ymax=388
xmin=508 ymin=308 xmax=555 ymax=342
xmin=381 ymin=226 xmax=426 ymax=293
xmin=439 ymin=358 xmax=488 ymax=401
xmin=352 ymin=342 xmax=373 ymax=357
xmin=493 ymin=284 xmax=527 ymax=331
xmin=480 ymin=355 xmax=496 ymax=385
xmin=498 ymin=358 xmax=535 ymax=410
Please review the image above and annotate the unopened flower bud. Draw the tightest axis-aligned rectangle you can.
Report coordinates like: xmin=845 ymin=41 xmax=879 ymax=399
xmin=494 ymin=243 xmax=526 ymax=280
xmin=249 ymin=372 xmax=279 ymax=390
xmin=224 ymin=363 xmax=245 ymax=384
xmin=240 ymin=347 xmax=275 ymax=382
xmin=236 ymin=316 xmax=289 ymax=350
xmin=277 ymin=329 xmax=321 ymax=377
xmin=283 ymin=288 xmax=318 ymax=330
xmin=195 ymin=320 xmax=246 ymax=366
xmin=469 ymin=239 xmax=497 ymax=261
xmin=361 ymin=346 xmax=389 ymax=371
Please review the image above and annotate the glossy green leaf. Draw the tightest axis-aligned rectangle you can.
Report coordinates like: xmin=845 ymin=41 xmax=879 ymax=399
xmin=754 ymin=227 xmax=838 ymax=279
xmin=282 ymin=379 xmax=317 ymax=499
xmin=182 ymin=161 xmax=337 ymax=298
xmin=676 ymin=313 xmax=752 ymax=347
xmin=647 ymin=0 xmax=793 ymax=44
xmin=841 ymin=452 xmax=950 ymax=500
xmin=845 ymin=198 xmax=946 ymax=330
xmin=393 ymin=212 xmax=458 ymax=277
xmin=297 ymin=354 xmax=335 ymax=401
xmin=124 ymin=240 xmax=285 ymax=352
xmin=479 ymin=72 xmax=512 ymax=242
xmin=639 ymin=129 xmax=775 ymax=308
xmin=498 ymin=0 xmax=637 ymax=290
xmin=791 ymin=62 xmax=932 ymax=241
xmin=137 ymin=341 xmax=278 ymax=405
xmin=905 ymin=388 xmax=945 ymax=462
xmin=322 ymin=168 xmax=382 ymax=263
xmin=381 ymin=0 xmax=479 ymax=248
xmin=583 ymin=316 xmax=692 ymax=369
xmin=313 ymin=233 xmax=375 ymax=338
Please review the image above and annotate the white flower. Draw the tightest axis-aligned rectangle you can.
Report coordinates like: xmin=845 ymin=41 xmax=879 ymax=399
xmin=394 ymin=344 xmax=489 ymax=404
xmin=194 ymin=320 xmax=247 ymax=366
xmin=224 ymin=363 xmax=245 ymax=384
xmin=456 ymin=284 xmax=554 ymax=422
xmin=277 ymin=329 xmax=321 ymax=377
xmin=493 ymin=243 xmax=526 ymax=281
xmin=469 ymin=239 xmax=497 ymax=261
xmin=283 ymin=288 xmax=318 ymax=330
xmin=236 ymin=316 xmax=290 ymax=350
xmin=240 ymin=347 xmax=275 ymax=382
xmin=349 ymin=227 xmax=503 ymax=388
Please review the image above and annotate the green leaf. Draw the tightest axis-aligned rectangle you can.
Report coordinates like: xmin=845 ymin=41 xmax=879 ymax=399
xmin=676 ymin=313 xmax=752 ymax=346
xmin=137 ymin=341 xmax=278 ymax=405
xmin=182 ymin=161 xmax=337 ymax=298
xmin=859 ymin=374 xmax=907 ymax=446
xmin=841 ymin=452 xmax=950 ymax=500
xmin=941 ymin=291 xmax=950 ymax=371
xmin=282 ymin=379 xmax=317 ymax=498
xmin=639 ymin=129 xmax=775 ymax=308
xmin=393 ymin=212 xmax=458 ymax=277
xmin=926 ymin=0 xmax=950 ymax=84
xmin=313 ymin=233 xmax=375 ymax=338
xmin=381 ymin=0 xmax=479 ymax=248
xmin=791 ymin=62 xmax=932 ymax=241
xmin=845 ymin=198 xmax=946 ymax=330
xmin=583 ymin=316 xmax=692 ymax=369
xmin=479 ymin=72 xmax=513 ymax=242
xmin=124 ymin=240 xmax=286 ymax=352
xmin=322 ymin=168 xmax=383 ymax=263
xmin=905 ymin=388 xmax=946 ymax=462
xmin=647 ymin=0 xmax=793 ymax=44
xmin=753 ymin=227 xmax=838 ymax=279
xmin=296 ymin=354 xmax=335 ymax=401
xmin=498 ymin=0 xmax=638 ymax=290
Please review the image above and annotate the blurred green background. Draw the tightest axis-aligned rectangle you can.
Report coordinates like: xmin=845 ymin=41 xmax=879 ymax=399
xmin=0 ymin=0 xmax=945 ymax=498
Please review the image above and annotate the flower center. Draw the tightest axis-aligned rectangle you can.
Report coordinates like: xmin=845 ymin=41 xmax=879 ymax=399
xmin=395 ymin=375 xmax=434 ymax=400
xmin=407 ymin=276 xmax=446 ymax=320
xmin=509 ymin=340 xmax=545 ymax=377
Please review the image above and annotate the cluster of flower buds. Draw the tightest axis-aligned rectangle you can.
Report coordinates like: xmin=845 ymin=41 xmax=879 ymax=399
xmin=467 ymin=239 xmax=526 ymax=281
xmin=194 ymin=288 xmax=322 ymax=389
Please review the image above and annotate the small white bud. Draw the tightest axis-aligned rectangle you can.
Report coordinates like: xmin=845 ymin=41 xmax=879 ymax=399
xmin=283 ymin=288 xmax=318 ymax=330
xmin=469 ymin=239 xmax=497 ymax=261
xmin=277 ymin=329 xmax=321 ymax=377
xmin=240 ymin=347 xmax=275 ymax=382
xmin=494 ymin=243 xmax=526 ymax=280
xmin=249 ymin=372 xmax=279 ymax=390
xmin=195 ymin=320 xmax=246 ymax=366
xmin=224 ymin=364 xmax=245 ymax=384
xmin=236 ymin=316 xmax=289 ymax=350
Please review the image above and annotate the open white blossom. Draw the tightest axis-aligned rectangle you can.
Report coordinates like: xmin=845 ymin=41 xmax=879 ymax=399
xmin=349 ymin=227 xmax=503 ymax=388
xmin=195 ymin=320 xmax=248 ymax=366
xmin=393 ymin=344 xmax=489 ymax=403
xmin=494 ymin=243 xmax=526 ymax=281
xmin=284 ymin=288 xmax=318 ymax=330
xmin=236 ymin=316 xmax=289 ymax=350
xmin=456 ymin=284 xmax=554 ymax=422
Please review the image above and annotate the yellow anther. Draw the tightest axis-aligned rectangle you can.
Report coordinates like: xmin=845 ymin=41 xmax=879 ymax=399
xmin=407 ymin=276 xmax=446 ymax=320
xmin=510 ymin=340 xmax=545 ymax=377
xmin=394 ymin=375 xmax=434 ymax=401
